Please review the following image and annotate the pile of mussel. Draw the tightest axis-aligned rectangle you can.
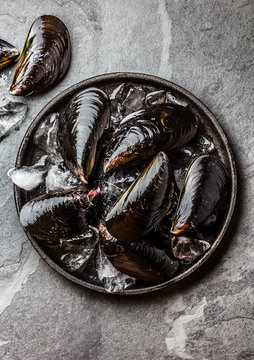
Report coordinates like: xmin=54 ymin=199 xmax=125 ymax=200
xmin=18 ymin=86 xmax=229 ymax=287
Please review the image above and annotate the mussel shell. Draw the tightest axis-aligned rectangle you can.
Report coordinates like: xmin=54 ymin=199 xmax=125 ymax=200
xmin=20 ymin=188 xmax=99 ymax=245
xmin=171 ymin=155 xmax=229 ymax=235
xmin=10 ymin=15 xmax=71 ymax=96
xmin=0 ymin=40 xmax=19 ymax=69
xmin=104 ymin=103 xmax=198 ymax=173
xmin=105 ymin=151 xmax=174 ymax=242
xmin=59 ymin=87 xmax=110 ymax=183
xmin=100 ymin=225 xmax=179 ymax=282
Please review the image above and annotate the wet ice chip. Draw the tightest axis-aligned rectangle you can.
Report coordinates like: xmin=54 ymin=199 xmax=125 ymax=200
xmin=61 ymin=252 xmax=92 ymax=272
xmin=0 ymin=100 xmax=27 ymax=140
xmin=122 ymin=86 xmax=146 ymax=115
xmin=44 ymin=152 xmax=64 ymax=167
xmin=171 ymin=236 xmax=211 ymax=263
xmin=110 ymin=83 xmax=146 ymax=126
xmin=110 ymin=83 xmax=131 ymax=102
xmin=145 ymin=90 xmax=166 ymax=106
xmin=174 ymin=167 xmax=187 ymax=190
xmin=7 ymin=166 xmax=46 ymax=191
xmin=110 ymin=83 xmax=131 ymax=127
xmin=32 ymin=154 xmax=48 ymax=167
xmin=102 ymin=180 xmax=123 ymax=200
xmin=60 ymin=229 xmax=99 ymax=273
xmin=34 ymin=112 xmax=59 ymax=154
xmin=181 ymin=148 xmax=193 ymax=156
xmin=101 ymin=169 xmax=142 ymax=218
xmin=198 ymin=135 xmax=215 ymax=153
xmin=45 ymin=163 xmax=82 ymax=192
xmin=96 ymin=245 xmax=135 ymax=292
xmin=109 ymin=113 xmax=122 ymax=130
xmin=166 ymin=92 xmax=188 ymax=107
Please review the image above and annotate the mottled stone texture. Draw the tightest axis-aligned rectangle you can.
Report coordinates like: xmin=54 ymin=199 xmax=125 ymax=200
xmin=0 ymin=0 xmax=253 ymax=359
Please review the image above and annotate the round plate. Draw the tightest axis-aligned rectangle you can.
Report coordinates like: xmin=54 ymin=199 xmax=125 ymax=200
xmin=14 ymin=72 xmax=237 ymax=295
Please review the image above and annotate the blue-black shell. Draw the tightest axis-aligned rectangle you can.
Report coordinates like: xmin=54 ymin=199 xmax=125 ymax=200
xmin=59 ymin=87 xmax=110 ymax=183
xmin=105 ymin=152 xmax=174 ymax=241
xmin=104 ymin=103 xmax=198 ymax=173
xmin=171 ymin=155 xmax=228 ymax=235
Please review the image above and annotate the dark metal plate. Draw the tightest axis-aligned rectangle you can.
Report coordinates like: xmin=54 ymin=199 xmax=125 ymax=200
xmin=14 ymin=72 xmax=237 ymax=295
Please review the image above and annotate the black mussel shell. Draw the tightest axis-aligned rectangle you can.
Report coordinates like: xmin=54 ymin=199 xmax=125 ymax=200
xmin=59 ymin=87 xmax=110 ymax=183
xmin=10 ymin=15 xmax=71 ymax=96
xmin=171 ymin=155 xmax=229 ymax=235
xmin=19 ymin=188 xmax=100 ymax=245
xmin=104 ymin=103 xmax=198 ymax=173
xmin=0 ymin=40 xmax=19 ymax=69
xmin=105 ymin=152 xmax=174 ymax=242
xmin=100 ymin=225 xmax=179 ymax=282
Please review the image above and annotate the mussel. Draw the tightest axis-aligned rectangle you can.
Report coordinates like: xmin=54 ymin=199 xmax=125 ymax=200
xmin=104 ymin=103 xmax=198 ymax=173
xmin=59 ymin=87 xmax=110 ymax=183
xmin=0 ymin=40 xmax=19 ymax=69
xmin=100 ymin=225 xmax=179 ymax=282
xmin=171 ymin=155 xmax=228 ymax=235
xmin=10 ymin=15 xmax=71 ymax=96
xmin=105 ymin=152 xmax=174 ymax=241
xmin=20 ymin=188 xmax=100 ymax=245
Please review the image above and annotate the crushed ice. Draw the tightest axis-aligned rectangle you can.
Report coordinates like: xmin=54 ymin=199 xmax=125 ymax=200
xmin=145 ymin=90 xmax=166 ymax=106
xmin=199 ymin=135 xmax=215 ymax=153
xmin=0 ymin=100 xmax=27 ymax=140
xmin=171 ymin=236 xmax=211 ymax=263
xmin=60 ymin=228 xmax=99 ymax=273
xmin=7 ymin=166 xmax=47 ymax=191
xmin=34 ymin=112 xmax=59 ymax=154
xmin=166 ymin=92 xmax=188 ymax=107
xmin=110 ymin=83 xmax=146 ymax=127
xmin=96 ymin=245 xmax=136 ymax=292
xmin=122 ymin=85 xmax=146 ymax=114
xmin=7 ymin=111 xmax=80 ymax=192
xmin=45 ymin=162 xmax=82 ymax=193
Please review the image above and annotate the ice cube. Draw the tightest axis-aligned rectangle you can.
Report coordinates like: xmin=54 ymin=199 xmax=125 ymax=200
xmin=121 ymin=85 xmax=146 ymax=115
xmin=174 ymin=167 xmax=187 ymax=190
xmin=60 ymin=228 xmax=99 ymax=273
xmin=45 ymin=162 xmax=82 ymax=193
xmin=198 ymin=135 xmax=215 ymax=153
xmin=178 ymin=146 xmax=194 ymax=157
xmin=102 ymin=180 xmax=123 ymax=195
xmin=171 ymin=236 xmax=211 ymax=263
xmin=110 ymin=112 xmax=124 ymax=130
xmin=96 ymin=245 xmax=135 ymax=292
xmin=34 ymin=112 xmax=59 ymax=154
xmin=166 ymin=92 xmax=188 ymax=107
xmin=110 ymin=83 xmax=131 ymax=125
xmin=7 ymin=166 xmax=47 ymax=191
xmin=0 ymin=100 xmax=27 ymax=140
xmin=145 ymin=90 xmax=166 ymax=106
xmin=110 ymin=83 xmax=147 ymax=125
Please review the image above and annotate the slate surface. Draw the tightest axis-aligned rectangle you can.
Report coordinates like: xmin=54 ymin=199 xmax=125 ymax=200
xmin=0 ymin=1 xmax=253 ymax=359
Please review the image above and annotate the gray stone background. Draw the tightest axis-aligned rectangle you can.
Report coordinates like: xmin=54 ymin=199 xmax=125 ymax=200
xmin=0 ymin=0 xmax=253 ymax=359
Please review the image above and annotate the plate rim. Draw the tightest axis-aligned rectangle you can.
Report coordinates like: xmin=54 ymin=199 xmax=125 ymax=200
xmin=14 ymin=71 xmax=237 ymax=295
